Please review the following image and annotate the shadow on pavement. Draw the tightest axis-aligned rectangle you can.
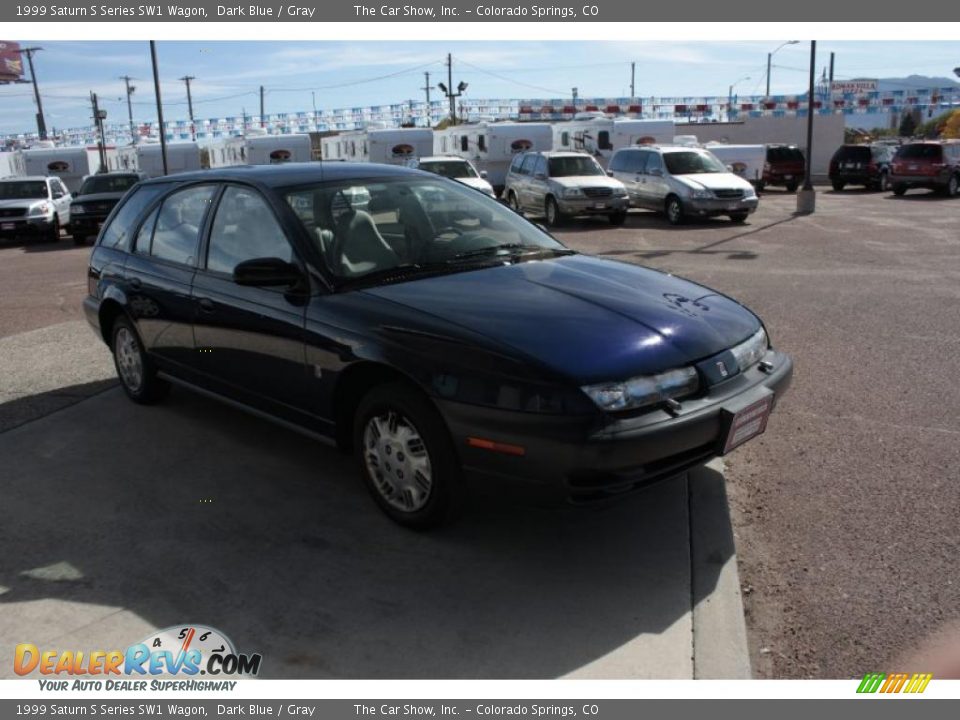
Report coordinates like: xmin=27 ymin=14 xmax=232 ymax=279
xmin=0 ymin=382 xmax=736 ymax=678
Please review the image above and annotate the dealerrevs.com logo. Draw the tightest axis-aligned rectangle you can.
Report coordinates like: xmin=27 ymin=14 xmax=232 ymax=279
xmin=15 ymin=625 xmax=262 ymax=691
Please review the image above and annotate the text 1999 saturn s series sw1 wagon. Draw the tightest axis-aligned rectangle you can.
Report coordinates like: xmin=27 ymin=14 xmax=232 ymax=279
xmin=84 ymin=163 xmax=793 ymax=528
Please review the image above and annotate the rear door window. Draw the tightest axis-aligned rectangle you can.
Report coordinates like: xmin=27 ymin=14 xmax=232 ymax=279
xmin=98 ymin=184 xmax=170 ymax=251
xmin=148 ymin=184 xmax=217 ymax=267
xmin=206 ymin=186 xmax=294 ymax=276
xmin=519 ymin=154 xmax=538 ymax=176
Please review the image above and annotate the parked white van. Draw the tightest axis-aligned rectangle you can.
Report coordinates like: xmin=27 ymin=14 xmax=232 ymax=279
xmin=703 ymin=143 xmax=766 ymax=187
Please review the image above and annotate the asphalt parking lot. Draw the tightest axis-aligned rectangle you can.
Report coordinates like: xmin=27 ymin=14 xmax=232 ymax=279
xmin=1 ymin=186 xmax=958 ymax=679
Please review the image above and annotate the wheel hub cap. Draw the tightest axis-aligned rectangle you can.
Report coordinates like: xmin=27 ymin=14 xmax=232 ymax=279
xmin=115 ymin=327 xmax=144 ymax=392
xmin=363 ymin=411 xmax=432 ymax=513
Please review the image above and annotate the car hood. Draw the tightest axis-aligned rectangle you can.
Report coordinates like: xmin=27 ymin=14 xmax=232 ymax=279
xmin=549 ymin=176 xmax=624 ymax=191
xmin=71 ymin=192 xmax=125 ymax=205
xmin=675 ymin=172 xmax=754 ymax=192
xmin=364 ymin=254 xmax=760 ymax=384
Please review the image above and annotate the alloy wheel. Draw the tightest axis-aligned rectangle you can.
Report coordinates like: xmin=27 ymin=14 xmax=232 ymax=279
xmin=114 ymin=326 xmax=144 ymax=393
xmin=363 ymin=410 xmax=433 ymax=513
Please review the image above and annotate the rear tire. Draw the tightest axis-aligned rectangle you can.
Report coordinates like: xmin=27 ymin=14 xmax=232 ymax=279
xmin=72 ymin=233 xmax=87 ymax=246
xmin=665 ymin=195 xmax=684 ymax=226
xmin=947 ymin=174 xmax=959 ymax=198
xmin=544 ymin=196 xmax=563 ymax=227
xmin=831 ymin=180 xmax=845 ymax=192
xmin=111 ymin=316 xmax=169 ymax=405
xmin=892 ymin=184 xmax=907 ymax=196
xmin=354 ymin=382 xmax=463 ymax=529
xmin=877 ymin=172 xmax=890 ymax=193
xmin=608 ymin=210 xmax=627 ymax=226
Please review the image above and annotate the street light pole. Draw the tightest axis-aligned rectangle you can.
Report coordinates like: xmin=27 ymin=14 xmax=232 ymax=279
xmin=121 ymin=75 xmax=137 ymax=145
xmin=797 ymin=40 xmax=817 ymax=215
xmin=19 ymin=47 xmax=47 ymax=140
xmin=766 ymin=40 xmax=799 ymax=97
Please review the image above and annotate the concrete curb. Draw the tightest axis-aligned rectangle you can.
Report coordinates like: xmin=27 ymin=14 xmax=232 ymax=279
xmin=689 ymin=458 xmax=752 ymax=679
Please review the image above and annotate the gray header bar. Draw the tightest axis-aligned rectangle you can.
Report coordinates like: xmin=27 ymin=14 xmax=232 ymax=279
xmin=1 ymin=0 xmax=945 ymax=23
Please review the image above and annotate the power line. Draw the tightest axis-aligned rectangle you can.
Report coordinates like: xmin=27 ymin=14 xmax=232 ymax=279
xmin=268 ymin=60 xmax=443 ymax=93
xmin=452 ymin=57 xmax=565 ymax=95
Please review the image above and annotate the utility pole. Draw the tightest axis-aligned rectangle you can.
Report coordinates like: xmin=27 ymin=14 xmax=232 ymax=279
xmin=630 ymin=62 xmax=635 ymax=98
xmin=149 ymin=41 xmax=168 ymax=176
xmin=311 ymin=91 xmax=317 ymax=131
xmin=18 ymin=47 xmax=47 ymax=140
xmin=179 ymin=75 xmax=196 ymax=140
xmin=422 ymin=71 xmax=433 ymax=125
xmin=828 ymin=52 xmax=835 ymax=96
xmin=259 ymin=85 xmax=265 ymax=129
xmin=120 ymin=76 xmax=137 ymax=145
xmin=90 ymin=92 xmax=107 ymax=172
xmin=572 ymin=87 xmax=578 ymax=106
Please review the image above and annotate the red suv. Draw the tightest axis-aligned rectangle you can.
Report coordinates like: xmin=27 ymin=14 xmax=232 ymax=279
xmin=890 ymin=141 xmax=960 ymax=197
xmin=760 ymin=144 xmax=805 ymax=192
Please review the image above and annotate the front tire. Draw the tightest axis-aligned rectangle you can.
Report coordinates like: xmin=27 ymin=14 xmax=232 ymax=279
xmin=785 ymin=181 xmax=799 ymax=193
xmin=507 ymin=190 xmax=521 ymax=214
xmin=892 ymin=184 xmax=907 ymax=196
xmin=665 ymin=195 xmax=684 ymax=225
xmin=72 ymin=233 xmax=87 ymax=246
xmin=111 ymin=316 xmax=169 ymax=405
xmin=544 ymin=196 xmax=563 ymax=227
xmin=946 ymin=174 xmax=959 ymax=197
xmin=354 ymin=382 xmax=463 ymax=529
xmin=44 ymin=215 xmax=61 ymax=243
xmin=877 ymin=172 xmax=890 ymax=193
xmin=729 ymin=212 xmax=749 ymax=224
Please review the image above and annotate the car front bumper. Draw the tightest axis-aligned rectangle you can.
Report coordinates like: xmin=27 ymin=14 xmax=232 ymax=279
xmin=682 ymin=196 xmax=759 ymax=217
xmin=557 ymin=196 xmax=629 ymax=215
xmin=0 ymin=215 xmax=56 ymax=238
xmin=438 ymin=349 xmax=793 ymax=504
xmin=70 ymin=213 xmax=109 ymax=236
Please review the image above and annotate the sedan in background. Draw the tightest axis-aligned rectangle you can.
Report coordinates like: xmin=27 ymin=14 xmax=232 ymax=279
xmin=83 ymin=163 xmax=792 ymax=528
xmin=405 ymin=156 xmax=496 ymax=198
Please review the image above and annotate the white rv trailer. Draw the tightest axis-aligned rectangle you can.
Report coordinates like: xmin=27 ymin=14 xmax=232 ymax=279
xmin=0 ymin=150 xmax=25 ymax=178
xmin=208 ymin=133 xmax=312 ymax=168
xmin=367 ymin=128 xmax=434 ymax=166
xmin=321 ymin=128 xmax=370 ymax=163
xmin=22 ymin=145 xmax=120 ymax=192
xmin=703 ymin=143 xmax=766 ymax=186
xmin=552 ymin=116 xmax=675 ymax=168
xmin=138 ymin=142 xmax=203 ymax=177
xmin=434 ymin=121 xmax=554 ymax=194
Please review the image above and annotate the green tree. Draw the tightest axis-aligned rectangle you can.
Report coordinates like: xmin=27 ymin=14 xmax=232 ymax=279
xmin=898 ymin=112 xmax=917 ymax=137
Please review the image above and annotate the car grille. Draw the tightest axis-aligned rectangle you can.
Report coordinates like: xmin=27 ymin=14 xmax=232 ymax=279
xmin=93 ymin=203 xmax=115 ymax=213
xmin=582 ymin=187 xmax=613 ymax=198
xmin=713 ymin=189 xmax=745 ymax=199
xmin=0 ymin=208 xmax=27 ymax=218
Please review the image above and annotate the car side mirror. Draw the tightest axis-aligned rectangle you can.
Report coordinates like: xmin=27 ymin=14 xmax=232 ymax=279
xmin=648 ymin=168 xmax=663 ymax=177
xmin=606 ymin=170 xmax=614 ymax=177
xmin=726 ymin=164 xmax=734 ymax=172
xmin=233 ymin=257 xmax=303 ymax=287
xmin=534 ymin=172 xmax=547 ymax=180
xmin=52 ymin=191 xmax=64 ymax=199
xmin=480 ymin=170 xmax=488 ymax=179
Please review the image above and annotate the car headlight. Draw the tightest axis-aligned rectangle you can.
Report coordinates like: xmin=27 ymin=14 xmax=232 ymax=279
xmin=582 ymin=367 xmax=700 ymax=412
xmin=743 ymin=187 xmax=757 ymax=199
xmin=729 ymin=327 xmax=769 ymax=371
xmin=28 ymin=203 xmax=51 ymax=217
xmin=688 ymin=188 xmax=713 ymax=199
xmin=71 ymin=204 xmax=86 ymax=214
xmin=611 ymin=187 xmax=628 ymax=197
xmin=563 ymin=187 xmax=584 ymax=198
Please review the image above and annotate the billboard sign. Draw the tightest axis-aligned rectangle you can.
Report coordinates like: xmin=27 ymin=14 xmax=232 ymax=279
xmin=831 ymin=79 xmax=878 ymax=94
xmin=0 ymin=41 xmax=23 ymax=82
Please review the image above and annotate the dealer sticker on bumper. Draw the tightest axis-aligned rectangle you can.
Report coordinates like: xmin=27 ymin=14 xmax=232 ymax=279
xmin=721 ymin=390 xmax=774 ymax=454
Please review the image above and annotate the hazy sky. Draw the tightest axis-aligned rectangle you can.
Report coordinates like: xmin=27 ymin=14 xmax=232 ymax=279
xmin=2 ymin=40 xmax=958 ymax=133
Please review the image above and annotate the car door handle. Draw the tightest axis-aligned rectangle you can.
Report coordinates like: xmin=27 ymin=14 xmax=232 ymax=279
xmin=197 ymin=298 xmax=215 ymax=313
xmin=128 ymin=277 xmax=142 ymax=290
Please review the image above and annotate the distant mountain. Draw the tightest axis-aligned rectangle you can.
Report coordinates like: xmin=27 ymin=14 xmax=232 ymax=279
xmin=875 ymin=75 xmax=960 ymax=92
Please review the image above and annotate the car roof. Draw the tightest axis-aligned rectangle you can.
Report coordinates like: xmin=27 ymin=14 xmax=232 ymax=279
xmin=417 ymin=156 xmax=468 ymax=162
xmin=0 ymin=175 xmax=52 ymax=183
xmin=139 ymin=162 xmax=422 ymax=188
xmin=528 ymin=151 xmax=592 ymax=158
xmin=615 ymin=145 xmax=708 ymax=153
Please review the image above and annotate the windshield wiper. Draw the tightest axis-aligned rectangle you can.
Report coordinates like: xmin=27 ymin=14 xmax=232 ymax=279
xmin=450 ymin=244 xmax=576 ymax=262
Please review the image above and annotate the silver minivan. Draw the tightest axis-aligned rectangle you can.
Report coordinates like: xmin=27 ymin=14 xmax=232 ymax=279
xmin=608 ymin=145 xmax=759 ymax=225
xmin=504 ymin=151 xmax=629 ymax=226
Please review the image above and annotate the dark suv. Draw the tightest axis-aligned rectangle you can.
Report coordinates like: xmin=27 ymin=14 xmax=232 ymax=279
xmin=829 ymin=144 xmax=895 ymax=192
xmin=70 ymin=172 xmax=145 ymax=245
xmin=83 ymin=164 xmax=791 ymax=527
xmin=890 ymin=141 xmax=960 ymax=197
xmin=761 ymin=145 xmax=805 ymax=192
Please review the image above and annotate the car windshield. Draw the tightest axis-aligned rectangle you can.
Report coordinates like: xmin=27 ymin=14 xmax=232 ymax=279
xmin=663 ymin=151 xmax=728 ymax=175
xmin=547 ymin=156 xmax=605 ymax=177
xmin=285 ymin=177 xmax=569 ymax=284
xmin=896 ymin=144 xmax=942 ymax=161
xmin=79 ymin=175 xmax=139 ymax=195
xmin=419 ymin=161 xmax=478 ymax=179
xmin=0 ymin=181 xmax=47 ymax=200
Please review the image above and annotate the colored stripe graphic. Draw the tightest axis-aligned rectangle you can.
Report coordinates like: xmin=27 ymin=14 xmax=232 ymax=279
xmin=857 ymin=672 xmax=932 ymax=694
